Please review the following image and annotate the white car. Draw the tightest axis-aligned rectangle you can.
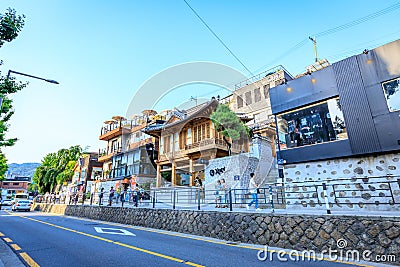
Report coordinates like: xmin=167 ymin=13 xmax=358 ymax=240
xmin=1 ymin=199 xmax=13 ymax=206
xmin=11 ymin=200 xmax=31 ymax=211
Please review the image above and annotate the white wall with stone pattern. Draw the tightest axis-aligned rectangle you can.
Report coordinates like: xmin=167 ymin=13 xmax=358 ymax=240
xmin=284 ymin=152 xmax=400 ymax=211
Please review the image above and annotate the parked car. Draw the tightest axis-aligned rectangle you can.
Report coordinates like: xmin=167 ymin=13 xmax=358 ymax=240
xmin=33 ymin=195 xmax=44 ymax=203
xmin=1 ymin=199 xmax=13 ymax=206
xmin=11 ymin=200 xmax=31 ymax=211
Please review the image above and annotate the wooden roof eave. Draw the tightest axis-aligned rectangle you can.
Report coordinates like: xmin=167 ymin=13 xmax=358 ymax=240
xmin=163 ymin=100 xmax=218 ymax=131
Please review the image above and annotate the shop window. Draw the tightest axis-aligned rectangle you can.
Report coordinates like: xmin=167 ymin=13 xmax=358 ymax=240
xmin=276 ymin=98 xmax=348 ymax=150
xmin=382 ymin=77 xmax=400 ymax=112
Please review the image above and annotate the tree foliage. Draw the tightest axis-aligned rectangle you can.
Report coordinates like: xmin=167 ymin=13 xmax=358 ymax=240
xmin=0 ymin=153 xmax=7 ymax=181
xmin=0 ymin=8 xmax=25 ymax=48
xmin=33 ymin=146 xmax=82 ymax=193
xmin=0 ymin=8 xmax=26 ymax=181
xmin=210 ymin=104 xmax=251 ymax=140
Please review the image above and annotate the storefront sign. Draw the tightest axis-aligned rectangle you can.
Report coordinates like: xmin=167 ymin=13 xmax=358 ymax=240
xmin=209 ymin=167 xmax=225 ymax=176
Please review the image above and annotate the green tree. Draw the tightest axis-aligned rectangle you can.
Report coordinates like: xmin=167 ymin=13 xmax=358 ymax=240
xmin=210 ymin=104 xmax=251 ymax=156
xmin=33 ymin=146 xmax=82 ymax=193
xmin=0 ymin=8 xmax=26 ymax=181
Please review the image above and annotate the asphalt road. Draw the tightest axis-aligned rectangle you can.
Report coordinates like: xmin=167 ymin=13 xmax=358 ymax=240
xmin=0 ymin=208 xmax=371 ymax=267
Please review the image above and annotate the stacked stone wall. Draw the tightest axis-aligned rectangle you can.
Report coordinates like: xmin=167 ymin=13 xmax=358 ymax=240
xmin=33 ymin=204 xmax=399 ymax=265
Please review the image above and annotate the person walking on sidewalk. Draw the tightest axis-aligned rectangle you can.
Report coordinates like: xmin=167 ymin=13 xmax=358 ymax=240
xmin=98 ymin=188 xmax=104 ymax=206
xmin=247 ymin=173 xmax=261 ymax=211
xmin=108 ymin=187 xmax=115 ymax=206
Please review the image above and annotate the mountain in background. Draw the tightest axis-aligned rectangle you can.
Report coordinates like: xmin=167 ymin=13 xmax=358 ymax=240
xmin=7 ymin=163 xmax=41 ymax=178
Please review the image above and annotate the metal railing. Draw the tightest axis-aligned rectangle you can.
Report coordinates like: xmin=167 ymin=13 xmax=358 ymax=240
xmin=34 ymin=176 xmax=400 ymax=214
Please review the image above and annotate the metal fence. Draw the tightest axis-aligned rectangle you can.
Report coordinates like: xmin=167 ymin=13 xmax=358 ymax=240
xmin=33 ymin=176 xmax=400 ymax=214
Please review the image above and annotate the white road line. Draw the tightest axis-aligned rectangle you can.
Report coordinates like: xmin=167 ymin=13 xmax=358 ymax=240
xmin=94 ymin=227 xmax=136 ymax=236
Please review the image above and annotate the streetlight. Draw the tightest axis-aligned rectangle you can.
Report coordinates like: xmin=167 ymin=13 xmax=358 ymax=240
xmin=1 ymin=69 xmax=59 ymax=109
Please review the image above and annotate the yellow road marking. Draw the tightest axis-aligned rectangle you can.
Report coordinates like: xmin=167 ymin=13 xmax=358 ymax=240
xmin=8 ymin=212 xmax=204 ymax=267
xmin=20 ymin=252 xmax=40 ymax=267
xmin=11 ymin=243 xmax=21 ymax=250
xmin=3 ymin=237 xmax=12 ymax=242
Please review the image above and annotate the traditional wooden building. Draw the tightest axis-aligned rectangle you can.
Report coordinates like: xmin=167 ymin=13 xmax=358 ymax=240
xmin=144 ymin=99 xmax=249 ymax=187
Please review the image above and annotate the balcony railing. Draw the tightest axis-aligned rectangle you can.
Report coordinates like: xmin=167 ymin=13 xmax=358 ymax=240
xmin=98 ymin=146 xmax=123 ymax=161
xmin=185 ymin=138 xmax=241 ymax=151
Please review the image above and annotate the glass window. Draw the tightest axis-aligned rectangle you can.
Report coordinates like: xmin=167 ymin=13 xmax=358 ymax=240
xmin=245 ymin=91 xmax=252 ymax=105
xmin=237 ymin=95 xmax=243 ymax=108
xmin=382 ymin=78 xmax=400 ymax=112
xmin=277 ymin=98 xmax=348 ymax=150
xmin=254 ymin=88 xmax=261 ymax=102
xmin=263 ymin=84 xmax=270 ymax=99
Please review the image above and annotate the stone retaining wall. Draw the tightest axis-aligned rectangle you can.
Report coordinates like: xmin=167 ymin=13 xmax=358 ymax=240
xmin=33 ymin=204 xmax=399 ymax=265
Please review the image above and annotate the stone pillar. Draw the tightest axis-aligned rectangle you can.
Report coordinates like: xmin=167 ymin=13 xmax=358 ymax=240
xmin=171 ymin=163 xmax=176 ymax=186
xmin=189 ymin=159 xmax=194 ymax=186
xmin=156 ymin=164 xmax=162 ymax=188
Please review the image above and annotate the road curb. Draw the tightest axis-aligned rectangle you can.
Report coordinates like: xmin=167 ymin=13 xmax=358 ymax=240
xmin=0 ymin=237 xmax=25 ymax=267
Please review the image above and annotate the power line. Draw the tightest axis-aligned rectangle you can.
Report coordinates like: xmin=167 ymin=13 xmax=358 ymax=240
xmin=314 ymin=2 xmax=400 ymax=37
xmin=183 ymin=0 xmax=253 ymax=76
xmin=253 ymin=1 xmax=400 ymax=75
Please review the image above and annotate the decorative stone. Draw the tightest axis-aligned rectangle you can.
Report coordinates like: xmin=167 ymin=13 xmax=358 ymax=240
xmin=367 ymin=225 xmax=380 ymax=237
xmin=386 ymin=227 xmax=400 ymax=239
xmin=279 ymin=232 xmax=288 ymax=241
xmin=275 ymin=223 xmax=283 ymax=234
xmin=319 ymin=230 xmax=330 ymax=240
xmin=313 ymin=237 xmax=327 ymax=247
xmin=361 ymin=193 xmax=371 ymax=200
xmin=378 ymin=233 xmax=392 ymax=248
xmin=381 ymin=221 xmax=393 ymax=230
xmin=376 ymin=166 xmax=384 ymax=171
xmin=351 ymin=222 xmax=365 ymax=235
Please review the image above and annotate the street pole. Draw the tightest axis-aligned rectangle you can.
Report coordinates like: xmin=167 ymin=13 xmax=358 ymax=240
xmin=1 ymin=70 xmax=59 ymax=110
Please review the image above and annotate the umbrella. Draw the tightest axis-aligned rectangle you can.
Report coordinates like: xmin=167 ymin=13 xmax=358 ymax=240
xmin=104 ymin=119 xmax=116 ymax=125
xmin=112 ymin=115 xmax=126 ymax=121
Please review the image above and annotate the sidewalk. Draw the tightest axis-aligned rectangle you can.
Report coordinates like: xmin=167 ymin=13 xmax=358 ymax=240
xmin=78 ymin=199 xmax=400 ymax=218
xmin=0 ymin=227 xmax=24 ymax=267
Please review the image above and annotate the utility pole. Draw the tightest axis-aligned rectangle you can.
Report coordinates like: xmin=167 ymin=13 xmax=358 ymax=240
xmin=309 ymin=36 xmax=318 ymax=62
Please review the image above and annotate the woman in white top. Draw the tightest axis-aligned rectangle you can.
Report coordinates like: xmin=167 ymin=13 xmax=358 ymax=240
xmin=247 ymin=173 xmax=261 ymax=211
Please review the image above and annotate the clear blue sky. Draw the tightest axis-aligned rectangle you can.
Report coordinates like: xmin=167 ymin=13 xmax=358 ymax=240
xmin=1 ymin=0 xmax=400 ymax=163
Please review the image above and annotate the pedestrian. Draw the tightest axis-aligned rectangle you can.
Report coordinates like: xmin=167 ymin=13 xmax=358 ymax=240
xmin=214 ymin=180 xmax=223 ymax=208
xmin=55 ymin=192 xmax=60 ymax=203
xmin=138 ymin=186 xmax=145 ymax=205
xmin=108 ymin=186 xmax=115 ymax=206
xmin=194 ymin=176 xmax=202 ymax=187
xmin=132 ymin=186 xmax=139 ymax=207
xmin=98 ymin=188 xmax=104 ymax=206
xmin=247 ymin=173 xmax=261 ymax=211
xmin=220 ymin=179 xmax=228 ymax=208
xmin=116 ymin=187 xmax=121 ymax=204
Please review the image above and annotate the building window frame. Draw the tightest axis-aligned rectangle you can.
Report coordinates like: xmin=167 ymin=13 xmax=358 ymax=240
xmin=381 ymin=77 xmax=400 ymax=112
xmin=276 ymin=97 xmax=348 ymax=150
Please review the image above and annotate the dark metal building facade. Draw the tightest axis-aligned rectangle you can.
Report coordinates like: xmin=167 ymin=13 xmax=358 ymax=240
xmin=270 ymin=39 xmax=400 ymax=164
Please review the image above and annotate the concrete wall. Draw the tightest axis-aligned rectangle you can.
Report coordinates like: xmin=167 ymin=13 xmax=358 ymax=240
xmin=204 ymin=137 xmax=275 ymax=192
xmin=284 ymin=152 xmax=400 ymax=211
xmin=33 ymin=204 xmax=399 ymax=265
